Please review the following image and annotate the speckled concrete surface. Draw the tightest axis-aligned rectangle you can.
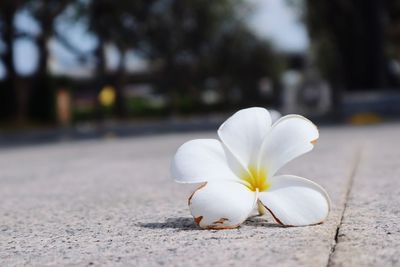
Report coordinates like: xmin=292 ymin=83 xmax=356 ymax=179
xmin=0 ymin=125 xmax=399 ymax=266
xmin=329 ymin=126 xmax=400 ymax=267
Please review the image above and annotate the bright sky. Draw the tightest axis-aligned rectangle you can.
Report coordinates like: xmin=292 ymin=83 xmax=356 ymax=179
xmin=0 ymin=0 xmax=308 ymax=78
xmin=248 ymin=0 xmax=309 ymax=52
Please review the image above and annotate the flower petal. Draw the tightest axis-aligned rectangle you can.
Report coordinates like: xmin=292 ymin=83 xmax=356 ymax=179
xmin=218 ymin=107 xmax=272 ymax=168
xmin=171 ymin=139 xmax=239 ymax=183
xmin=269 ymin=109 xmax=281 ymax=123
xmin=258 ymin=175 xmax=330 ymax=226
xmin=258 ymin=115 xmax=319 ymax=176
xmin=189 ymin=181 xmax=257 ymax=229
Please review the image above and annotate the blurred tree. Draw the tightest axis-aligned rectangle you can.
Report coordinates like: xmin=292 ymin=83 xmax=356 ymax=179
xmin=0 ymin=0 xmax=86 ymax=123
xmin=24 ymin=0 xmax=73 ymax=121
xmin=142 ymin=0 xmax=239 ymax=113
xmin=0 ymin=0 xmax=22 ymax=121
xmin=84 ymin=0 xmax=154 ymax=117
xmin=306 ymin=0 xmax=392 ymax=91
xmin=1 ymin=0 xmax=283 ymax=124
xmin=386 ymin=0 xmax=400 ymax=85
xmin=207 ymin=24 xmax=283 ymax=107
xmin=303 ymin=0 xmax=400 ymax=118
xmin=142 ymin=0 xmax=281 ymax=112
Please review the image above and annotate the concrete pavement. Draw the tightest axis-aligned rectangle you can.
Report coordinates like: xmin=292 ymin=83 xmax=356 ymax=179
xmin=0 ymin=124 xmax=399 ymax=266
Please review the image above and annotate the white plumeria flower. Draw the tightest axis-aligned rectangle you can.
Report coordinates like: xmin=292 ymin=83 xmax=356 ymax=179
xmin=269 ymin=109 xmax=281 ymax=123
xmin=171 ymin=107 xmax=331 ymax=229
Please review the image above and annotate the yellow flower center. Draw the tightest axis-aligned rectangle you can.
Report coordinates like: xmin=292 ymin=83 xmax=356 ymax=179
xmin=240 ymin=165 xmax=270 ymax=192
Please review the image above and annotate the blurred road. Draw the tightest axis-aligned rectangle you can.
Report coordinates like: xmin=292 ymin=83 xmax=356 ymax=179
xmin=0 ymin=117 xmax=224 ymax=148
xmin=0 ymin=124 xmax=399 ymax=266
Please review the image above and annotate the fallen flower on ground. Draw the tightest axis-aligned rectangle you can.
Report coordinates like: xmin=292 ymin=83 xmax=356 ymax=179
xmin=171 ymin=107 xmax=331 ymax=229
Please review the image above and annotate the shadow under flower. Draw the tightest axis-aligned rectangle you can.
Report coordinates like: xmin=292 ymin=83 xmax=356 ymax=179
xmin=243 ymin=215 xmax=284 ymax=228
xmin=138 ymin=217 xmax=201 ymax=231
xmin=139 ymin=216 xmax=284 ymax=230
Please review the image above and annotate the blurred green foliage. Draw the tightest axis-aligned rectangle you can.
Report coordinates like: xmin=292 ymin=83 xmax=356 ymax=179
xmin=305 ymin=0 xmax=400 ymax=90
xmin=0 ymin=0 xmax=283 ymax=124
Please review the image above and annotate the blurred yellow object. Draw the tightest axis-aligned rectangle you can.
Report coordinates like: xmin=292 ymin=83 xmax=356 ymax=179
xmin=348 ymin=112 xmax=383 ymax=125
xmin=99 ymin=86 xmax=116 ymax=107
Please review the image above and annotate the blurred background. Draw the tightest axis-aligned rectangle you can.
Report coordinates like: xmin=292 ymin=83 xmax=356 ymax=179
xmin=1 ymin=0 xmax=400 ymax=145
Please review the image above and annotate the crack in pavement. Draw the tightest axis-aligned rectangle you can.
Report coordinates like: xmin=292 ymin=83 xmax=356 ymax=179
xmin=327 ymin=146 xmax=363 ymax=267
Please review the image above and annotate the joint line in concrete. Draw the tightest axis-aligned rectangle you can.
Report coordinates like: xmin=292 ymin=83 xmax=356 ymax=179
xmin=327 ymin=146 xmax=363 ymax=267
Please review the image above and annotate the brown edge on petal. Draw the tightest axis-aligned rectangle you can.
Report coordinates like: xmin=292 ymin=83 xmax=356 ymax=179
xmin=188 ymin=182 xmax=208 ymax=206
xmin=194 ymin=216 xmax=239 ymax=229
xmin=263 ymin=203 xmax=326 ymax=227
xmin=262 ymin=203 xmax=293 ymax=227
xmin=310 ymin=139 xmax=318 ymax=145
xmin=206 ymin=224 xmax=240 ymax=230
xmin=194 ymin=216 xmax=203 ymax=226
xmin=212 ymin=218 xmax=229 ymax=224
